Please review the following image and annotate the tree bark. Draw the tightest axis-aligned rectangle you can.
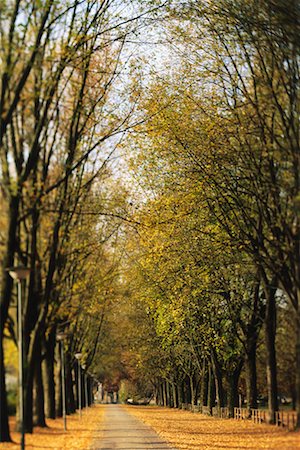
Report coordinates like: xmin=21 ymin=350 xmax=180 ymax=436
xmin=207 ymin=362 xmax=215 ymax=413
xmin=0 ymin=337 xmax=11 ymax=442
xmin=211 ymin=351 xmax=225 ymax=412
xmin=162 ymin=380 xmax=167 ymax=406
xmin=200 ymin=358 xmax=208 ymax=408
xmin=0 ymin=195 xmax=20 ymax=442
xmin=264 ymin=280 xmax=278 ymax=424
xmin=65 ymin=356 xmax=75 ymax=414
xmin=245 ymin=343 xmax=258 ymax=410
xmin=33 ymin=341 xmax=46 ymax=427
xmin=172 ymin=383 xmax=177 ymax=408
xmin=296 ymin=308 xmax=300 ymax=428
xmin=42 ymin=330 xmax=56 ymax=418
xmin=227 ymin=361 xmax=243 ymax=418
xmin=55 ymin=343 xmax=62 ymax=417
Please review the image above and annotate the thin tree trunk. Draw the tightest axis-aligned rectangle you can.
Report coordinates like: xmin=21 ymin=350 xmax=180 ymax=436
xmin=227 ymin=361 xmax=243 ymax=418
xmin=177 ymin=382 xmax=183 ymax=408
xmin=264 ymin=281 xmax=278 ymax=424
xmin=245 ymin=344 xmax=258 ymax=410
xmin=65 ymin=356 xmax=75 ymax=414
xmin=200 ymin=358 xmax=208 ymax=408
xmin=33 ymin=341 xmax=46 ymax=427
xmin=42 ymin=330 xmax=56 ymax=419
xmin=296 ymin=308 xmax=300 ymax=428
xmin=189 ymin=375 xmax=195 ymax=406
xmin=0 ymin=337 xmax=11 ymax=442
xmin=55 ymin=343 xmax=62 ymax=417
xmin=172 ymin=383 xmax=177 ymax=408
xmin=211 ymin=351 xmax=225 ymax=412
xmin=207 ymin=362 xmax=215 ymax=414
xmin=162 ymin=380 xmax=167 ymax=406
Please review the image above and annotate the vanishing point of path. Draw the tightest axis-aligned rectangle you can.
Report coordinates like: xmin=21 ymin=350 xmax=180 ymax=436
xmin=91 ymin=404 xmax=177 ymax=450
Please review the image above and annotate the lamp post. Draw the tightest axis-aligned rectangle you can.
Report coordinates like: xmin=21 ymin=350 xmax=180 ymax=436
xmin=56 ymin=332 xmax=68 ymax=431
xmin=82 ymin=364 xmax=88 ymax=410
xmin=7 ymin=266 xmax=30 ymax=450
xmin=75 ymin=353 xmax=82 ymax=417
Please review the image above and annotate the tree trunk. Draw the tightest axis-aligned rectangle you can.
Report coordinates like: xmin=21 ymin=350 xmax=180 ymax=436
xmin=162 ymin=380 xmax=167 ymax=406
xmin=184 ymin=376 xmax=191 ymax=404
xmin=157 ymin=383 xmax=162 ymax=406
xmin=172 ymin=383 xmax=177 ymax=408
xmin=189 ymin=375 xmax=195 ymax=406
xmin=227 ymin=361 xmax=243 ymax=418
xmin=264 ymin=281 xmax=278 ymax=424
xmin=0 ymin=337 xmax=11 ymax=442
xmin=154 ymin=385 xmax=159 ymax=405
xmin=207 ymin=363 xmax=215 ymax=413
xmin=177 ymin=382 xmax=183 ymax=408
xmin=296 ymin=308 xmax=300 ymax=428
xmin=200 ymin=358 xmax=208 ymax=408
xmin=245 ymin=343 xmax=258 ymax=410
xmin=33 ymin=341 xmax=46 ymax=427
xmin=55 ymin=343 xmax=62 ymax=417
xmin=0 ymin=195 xmax=20 ymax=442
xmin=42 ymin=330 xmax=56 ymax=419
xmin=65 ymin=355 xmax=75 ymax=414
xmin=167 ymin=380 xmax=171 ymax=406
xmin=211 ymin=351 xmax=225 ymax=412
xmin=24 ymin=356 xmax=35 ymax=433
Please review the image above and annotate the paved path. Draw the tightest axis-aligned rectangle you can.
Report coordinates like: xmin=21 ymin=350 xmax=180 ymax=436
xmin=91 ymin=404 xmax=177 ymax=450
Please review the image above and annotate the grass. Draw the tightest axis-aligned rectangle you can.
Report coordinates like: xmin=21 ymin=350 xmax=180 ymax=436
xmin=124 ymin=405 xmax=300 ymax=450
xmin=0 ymin=405 xmax=104 ymax=450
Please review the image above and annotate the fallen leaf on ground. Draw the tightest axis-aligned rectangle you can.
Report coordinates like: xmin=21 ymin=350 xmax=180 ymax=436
xmin=124 ymin=405 xmax=300 ymax=450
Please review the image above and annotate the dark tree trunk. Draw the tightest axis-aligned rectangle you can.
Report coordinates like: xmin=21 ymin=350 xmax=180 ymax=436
xmin=177 ymin=382 xmax=183 ymax=407
xmin=189 ymin=375 xmax=195 ymax=406
xmin=42 ymin=329 xmax=56 ymax=418
xmin=245 ymin=343 xmax=258 ymax=410
xmin=166 ymin=381 xmax=171 ymax=407
xmin=296 ymin=308 xmax=300 ymax=428
xmin=184 ymin=376 xmax=191 ymax=404
xmin=55 ymin=343 xmax=62 ymax=417
xmin=172 ymin=383 xmax=177 ymax=408
xmin=200 ymin=358 xmax=208 ymax=408
xmin=207 ymin=362 xmax=215 ymax=413
xmin=33 ymin=341 xmax=46 ymax=427
xmin=227 ymin=361 xmax=243 ymax=418
xmin=0 ymin=337 xmax=11 ymax=442
xmin=0 ymin=195 xmax=20 ymax=442
xmin=264 ymin=280 xmax=278 ymax=424
xmin=211 ymin=351 xmax=225 ymax=411
xmin=154 ymin=385 xmax=159 ymax=405
xmin=158 ymin=383 xmax=163 ymax=406
xmin=24 ymin=356 xmax=35 ymax=433
xmin=162 ymin=380 xmax=167 ymax=406
xmin=65 ymin=355 xmax=75 ymax=414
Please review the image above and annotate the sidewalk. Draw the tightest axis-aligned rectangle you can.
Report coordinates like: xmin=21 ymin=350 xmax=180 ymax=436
xmin=91 ymin=404 xmax=176 ymax=450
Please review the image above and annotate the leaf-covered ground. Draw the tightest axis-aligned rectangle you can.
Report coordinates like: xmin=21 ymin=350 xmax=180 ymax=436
xmin=124 ymin=405 xmax=300 ymax=450
xmin=0 ymin=405 xmax=104 ymax=449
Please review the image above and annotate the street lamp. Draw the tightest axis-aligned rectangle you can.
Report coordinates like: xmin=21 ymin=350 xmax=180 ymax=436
xmin=56 ymin=332 xmax=68 ymax=431
xmin=7 ymin=266 xmax=30 ymax=450
xmin=75 ymin=353 xmax=82 ymax=417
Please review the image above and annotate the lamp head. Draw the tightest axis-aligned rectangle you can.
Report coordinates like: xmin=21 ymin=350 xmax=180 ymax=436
xmin=7 ymin=266 xmax=30 ymax=281
xmin=56 ymin=332 xmax=68 ymax=341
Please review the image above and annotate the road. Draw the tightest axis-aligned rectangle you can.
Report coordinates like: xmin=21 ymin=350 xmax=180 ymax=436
xmin=91 ymin=404 xmax=177 ymax=450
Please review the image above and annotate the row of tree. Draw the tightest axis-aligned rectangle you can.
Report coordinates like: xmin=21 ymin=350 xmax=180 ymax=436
xmin=0 ymin=0 xmax=164 ymax=442
xmin=113 ymin=0 xmax=300 ymax=427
